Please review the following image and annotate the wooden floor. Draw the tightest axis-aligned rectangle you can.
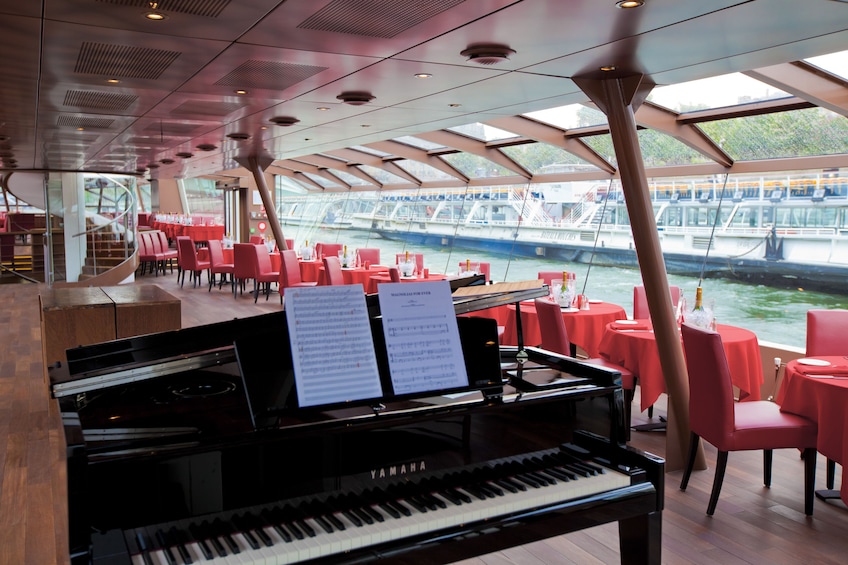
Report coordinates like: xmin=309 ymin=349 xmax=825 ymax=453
xmin=1 ymin=272 xmax=847 ymax=564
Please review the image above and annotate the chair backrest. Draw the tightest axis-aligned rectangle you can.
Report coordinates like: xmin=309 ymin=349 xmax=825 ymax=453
xmin=534 ymin=297 xmax=571 ymax=355
xmin=253 ymin=243 xmax=276 ymax=275
xmin=233 ymin=243 xmax=256 ymax=279
xmin=280 ymin=250 xmax=304 ymax=287
xmin=537 ymin=271 xmax=562 ymax=286
xmin=138 ymin=232 xmax=151 ymax=255
xmin=285 ymin=238 xmax=294 ymax=251
xmin=249 ymin=235 xmax=264 ymax=245
xmin=150 ymin=231 xmax=164 ymax=254
xmin=207 ymin=238 xmax=227 ymax=266
xmin=388 ymin=267 xmax=401 ymax=282
xmin=316 ymin=242 xmax=343 ymax=258
xmin=323 ymin=255 xmax=345 ymax=285
xmin=395 ymin=253 xmax=424 ymax=271
xmin=357 ymin=247 xmax=380 ymax=265
xmin=806 ymin=309 xmax=848 ymax=356
xmin=633 ymin=285 xmax=681 ymax=320
xmin=155 ymin=231 xmax=171 ymax=252
xmin=176 ymin=236 xmax=198 ymax=269
xmin=680 ymin=323 xmax=735 ymax=444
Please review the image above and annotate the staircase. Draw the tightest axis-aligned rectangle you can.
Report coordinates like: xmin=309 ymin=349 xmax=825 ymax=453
xmin=78 ymin=231 xmax=132 ymax=281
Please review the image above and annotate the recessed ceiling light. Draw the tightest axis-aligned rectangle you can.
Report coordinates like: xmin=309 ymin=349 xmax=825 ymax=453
xmin=361 ymin=124 xmax=371 ymax=128
xmin=106 ymin=79 xmax=120 ymax=84
xmin=414 ymin=73 xmax=432 ymax=79
xmin=616 ymin=1 xmax=644 ymax=8
xmin=76 ymin=127 xmax=85 ymax=131
xmin=448 ymin=103 xmax=462 ymax=108
xmin=235 ymin=89 xmax=248 ymax=95
xmin=600 ymin=65 xmax=617 ymax=72
xmin=317 ymin=107 xmax=330 ymax=111
xmin=144 ymin=2 xmax=167 ymax=20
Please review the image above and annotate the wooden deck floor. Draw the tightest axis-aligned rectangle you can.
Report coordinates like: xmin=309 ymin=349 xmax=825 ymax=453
xmin=1 ymin=273 xmax=846 ymax=564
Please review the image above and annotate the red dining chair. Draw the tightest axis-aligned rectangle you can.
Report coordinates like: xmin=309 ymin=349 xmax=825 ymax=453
xmin=137 ymin=232 xmax=159 ymax=276
xmin=279 ymin=249 xmax=317 ymax=303
xmin=155 ymin=231 xmax=178 ymax=274
xmin=633 ymin=285 xmax=681 ymax=320
xmin=805 ymin=309 xmax=848 ymax=490
xmin=316 ymin=242 xmax=343 ymax=259
xmin=249 ymin=235 xmax=264 ymax=245
xmin=285 ymin=238 xmax=294 ymax=251
xmin=251 ymin=244 xmax=281 ymax=302
xmin=680 ymin=322 xmax=818 ymax=516
xmin=534 ymin=297 xmax=637 ymax=432
xmin=176 ymin=236 xmax=210 ymax=288
xmin=458 ymin=261 xmax=490 ymax=282
xmin=232 ymin=243 xmax=256 ymax=299
xmin=323 ymin=256 xmax=345 ymax=286
xmin=357 ymin=247 xmax=381 ymax=265
xmin=206 ymin=239 xmax=234 ymax=291
xmin=537 ymin=271 xmax=562 ymax=287
xmin=388 ymin=267 xmax=401 ymax=282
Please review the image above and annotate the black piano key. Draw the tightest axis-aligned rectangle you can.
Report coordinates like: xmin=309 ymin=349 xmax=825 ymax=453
xmin=231 ymin=514 xmax=260 ymax=550
xmin=351 ymin=506 xmax=374 ymax=525
xmin=361 ymin=504 xmax=385 ymax=523
xmin=168 ymin=526 xmax=193 ymax=564
xmin=405 ymin=495 xmax=430 ymax=512
xmin=296 ymin=518 xmax=316 ymax=537
xmin=187 ymin=523 xmax=215 ymax=560
xmin=438 ymin=488 xmax=464 ymax=505
xmin=493 ymin=478 xmax=518 ymax=494
xmin=389 ymin=499 xmax=413 ymax=517
xmin=154 ymin=529 xmax=178 ymax=565
xmin=133 ymin=529 xmax=155 ymax=565
xmin=514 ymin=473 xmax=542 ymax=488
xmin=244 ymin=512 xmax=275 ymax=547
xmin=212 ymin=518 xmax=239 ymax=554
xmin=261 ymin=509 xmax=293 ymax=543
xmin=460 ymin=484 xmax=488 ymax=500
xmin=342 ymin=509 xmax=363 ymax=527
xmin=545 ymin=467 xmax=573 ymax=482
xmin=378 ymin=501 xmax=401 ymax=518
xmin=527 ymin=470 xmax=556 ymax=486
xmin=480 ymin=482 xmax=504 ymax=497
xmin=563 ymin=463 xmax=591 ymax=478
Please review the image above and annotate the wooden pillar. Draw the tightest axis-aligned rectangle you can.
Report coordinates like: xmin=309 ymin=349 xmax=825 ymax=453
xmin=244 ymin=156 xmax=289 ymax=250
xmin=574 ymin=74 xmax=704 ymax=471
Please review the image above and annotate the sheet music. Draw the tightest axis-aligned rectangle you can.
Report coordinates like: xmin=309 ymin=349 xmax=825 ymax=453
xmin=284 ymin=284 xmax=383 ymax=408
xmin=378 ymin=280 xmax=468 ymax=395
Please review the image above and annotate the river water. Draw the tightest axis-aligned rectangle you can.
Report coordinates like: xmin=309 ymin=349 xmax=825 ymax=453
xmin=298 ymin=227 xmax=847 ymax=349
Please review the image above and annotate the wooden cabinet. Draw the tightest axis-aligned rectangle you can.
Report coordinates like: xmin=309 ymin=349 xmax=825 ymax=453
xmin=39 ymin=285 xmax=180 ymax=377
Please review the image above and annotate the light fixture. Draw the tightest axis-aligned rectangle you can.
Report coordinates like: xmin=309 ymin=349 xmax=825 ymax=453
xmin=414 ymin=73 xmax=432 ymax=79
xmin=317 ymin=107 xmax=330 ymax=111
xmin=616 ymin=1 xmax=644 ymax=8
xmin=106 ymin=79 xmax=120 ymax=84
xmin=460 ymin=44 xmax=515 ymax=65
xmin=175 ymin=152 xmax=193 ymax=159
xmin=270 ymin=116 xmax=300 ymax=126
xmin=336 ymin=92 xmax=375 ymax=105
xmin=227 ymin=132 xmax=250 ymax=141
xmin=159 ymin=158 xmax=175 ymax=165
xmin=196 ymin=143 xmax=217 ymax=151
xmin=234 ymin=89 xmax=248 ymax=95
xmin=147 ymin=163 xmax=160 ymax=169
xmin=600 ymin=65 xmax=617 ymax=72
xmin=144 ymin=1 xmax=167 ymax=20
xmin=448 ymin=103 xmax=462 ymax=108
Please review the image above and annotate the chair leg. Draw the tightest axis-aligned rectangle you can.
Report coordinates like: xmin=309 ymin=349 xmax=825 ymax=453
xmin=647 ymin=405 xmax=653 ymax=418
xmin=706 ymin=451 xmax=729 ymax=516
xmin=179 ymin=269 xmax=186 ymax=288
xmin=764 ymin=449 xmax=773 ymax=487
xmin=680 ymin=432 xmax=700 ymax=491
xmin=827 ymin=458 xmax=836 ymax=490
xmin=804 ymin=447 xmax=817 ymax=516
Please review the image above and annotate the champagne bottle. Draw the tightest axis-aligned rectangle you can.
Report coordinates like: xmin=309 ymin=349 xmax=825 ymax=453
xmin=694 ymin=287 xmax=704 ymax=311
xmin=466 ymin=258 xmax=471 ymax=273
xmin=561 ymin=271 xmax=568 ymax=293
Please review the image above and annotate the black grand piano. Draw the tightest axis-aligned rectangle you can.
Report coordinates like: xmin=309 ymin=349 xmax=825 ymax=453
xmin=50 ymin=281 xmax=663 ymax=564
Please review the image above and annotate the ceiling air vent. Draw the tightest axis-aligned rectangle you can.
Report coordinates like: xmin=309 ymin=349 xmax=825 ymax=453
xmin=227 ymin=133 xmax=250 ymax=141
xmin=337 ymin=92 xmax=375 ymax=106
xmin=270 ymin=116 xmax=300 ymax=126
xmin=147 ymin=163 xmax=160 ymax=169
xmin=159 ymin=158 xmax=175 ymax=165
xmin=176 ymin=152 xmax=193 ymax=158
xmin=460 ymin=44 xmax=516 ymax=65
xmin=196 ymin=143 xmax=217 ymax=151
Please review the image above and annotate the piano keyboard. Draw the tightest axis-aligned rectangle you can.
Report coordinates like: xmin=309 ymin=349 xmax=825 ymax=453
xmin=116 ymin=448 xmax=632 ymax=565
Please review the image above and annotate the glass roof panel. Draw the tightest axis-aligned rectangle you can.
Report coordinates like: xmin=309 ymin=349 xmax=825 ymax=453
xmin=581 ymin=134 xmax=617 ymax=168
xmin=275 ymin=175 xmax=309 ymax=194
xmin=393 ymin=135 xmax=446 ymax=150
xmin=805 ymin=50 xmax=848 ymax=81
xmin=327 ymin=168 xmax=370 ymax=186
xmin=357 ymin=164 xmax=411 ymax=185
xmin=350 ymin=145 xmax=390 ymax=157
xmin=393 ymin=159 xmax=456 ymax=181
xmin=500 ymin=142 xmax=603 ymax=174
xmin=524 ymin=103 xmax=608 ymax=129
xmin=441 ymin=153 xmax=515 ymax=178
xmin=649 ymin=73 xmax=790 ymax=112
xmin=302 ymin=172 xmax=342 ymax=189
xmin=700 ymin=106 xmax=848 ymax=160
xmin=637 ymin=129 xmax=714 ymax=167
xmin=447 ymin=123 xmax=520 ymax=142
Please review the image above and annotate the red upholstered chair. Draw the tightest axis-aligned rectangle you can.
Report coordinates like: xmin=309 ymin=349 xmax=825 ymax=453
xmin=137 ymin=232 xmax=159 ymax=276
xmin=633 ymin=285 xmax=681 ymax=320
xmin=534 ymin=297 xmax=637 ymax=431
xmin=251 ymin=244 xmax=280 ymax=302
xmin=176 ymin=236 xmax=210 ymax=288
xmin=458 ymin=261 xmax=490 ymax=282
xmin=805 ymin=309 xmax=848 ymax=489
xmin=395 ymin=253 xmax=424 ymax=272
xmin=357 ymin=247 xmax=381 ymax=266
xmin=316 ymin=242 xmax=343 ymax=258
xmin=322 ymin=256 xmax=345 ymax=286
xmin=388 ymin=267 xmax=401 ymax=282
xmin=537 ymin=271 xmax=562 ymax=287
xmin=279 ymin=250 xmax=317 ymax=302
xmin=232 ymin=243 xmax=256 ymax=299
xmin=206 ymin=239 xmax=234 ymax=291
xmin=249 ymin=235 xmax=264 ymax=245
xmin=155 ymin=231 xmax=178 ymax=274
xmin=285 ymin=238 xmax=294 ymax=251
xmin=679 ymin=323 xmax=818 ymax=516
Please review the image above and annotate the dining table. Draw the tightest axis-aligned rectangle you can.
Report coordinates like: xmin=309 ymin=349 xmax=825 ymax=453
xmin=367 ymin=272 xmax=448 ymax=294
xmin=776 ymin=355 xmax=848 ymax=505
xmin=315 ymin=264 xmax=390 ymax=287
xmin=500 ymin=299 xmax=627 ymax=358
xmin=598 ymin=321 xmax=764 ymax=412
xmin=152 ymin=221 xmax=225 ymax=243
xmin=197 ymin=246 xmax=280 ymax=271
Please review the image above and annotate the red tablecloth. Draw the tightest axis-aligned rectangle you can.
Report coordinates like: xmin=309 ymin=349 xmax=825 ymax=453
xmin=313 ymin=265 xmax=390 ymax=288
xmin=777 ymin=356 xmax=848 ymax=504
xmin=197 ymin=247 xmax=279 ymax=271
xmin=501 ymin=300 xmax=627 ymax=358
xmin=152 ymin=222 xmax=224 ymax=243
xmin=367 ymin=273 xmax=447 ymax=294
xmin=598 ymin=322 xmax=763 ymax=411
xmin=299 ymin=260 xmax=323 ymax=283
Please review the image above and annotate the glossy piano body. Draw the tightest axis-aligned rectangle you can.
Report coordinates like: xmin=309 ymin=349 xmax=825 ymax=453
xmin=52 ymin=287 xmax=663 ymax=565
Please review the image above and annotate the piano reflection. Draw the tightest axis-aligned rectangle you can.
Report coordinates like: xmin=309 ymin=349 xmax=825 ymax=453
xmin=51 ymin=283 xmax=663 ymax=564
